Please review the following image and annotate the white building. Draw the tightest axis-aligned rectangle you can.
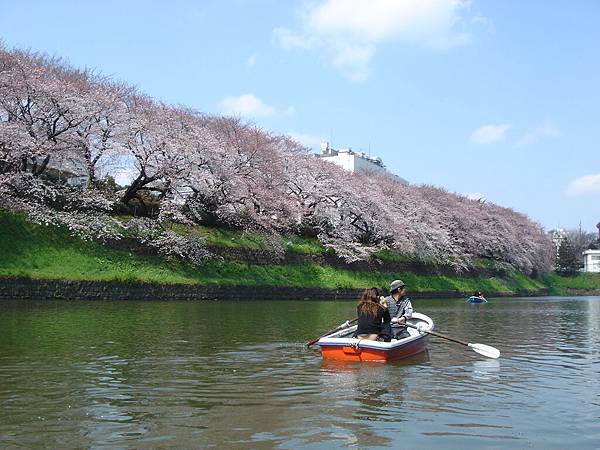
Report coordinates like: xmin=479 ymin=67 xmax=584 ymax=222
xmin=582 ymin=249 xmax=600 ymax=273
xmin=317 ymin=142 xmax=408 ymax=184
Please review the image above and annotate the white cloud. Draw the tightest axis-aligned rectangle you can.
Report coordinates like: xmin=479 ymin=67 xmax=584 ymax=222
xmin=218 ymin=94 xmax=296 ymax=119
xmin=331 ymin=44 xmax=374 ymax=81
xmin=273 ymin=27 xmax=315 ymax=50
xmin=469 ymin=124 xmax=511 ymax=145
xmin=218 ymin=94 xmax=275 ymax=118
xmin=274 ymin=0 xmax=473 ymax=81
xmin=565 ymin=173 xmax=600 ymax=197
xmin=515 ymin=122 xmax=562 ymax=147
xmin=287 ymin=131 xmax=323 ymax=148
xmin=245 ymin=53 xmax=257 ymax=69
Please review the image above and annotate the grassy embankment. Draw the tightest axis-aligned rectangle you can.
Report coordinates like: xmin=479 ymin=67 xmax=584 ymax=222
xmin=1 ymin=210 xmax=598 ymax=294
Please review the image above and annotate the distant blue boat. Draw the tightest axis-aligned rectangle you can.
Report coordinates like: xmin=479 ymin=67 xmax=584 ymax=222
xmin=467 ymin=296 xmax=488 ymax=303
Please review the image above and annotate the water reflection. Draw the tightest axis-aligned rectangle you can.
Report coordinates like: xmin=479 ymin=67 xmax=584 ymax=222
xmin=0 ymin=297 xmax=599 ymax=448
xmin=316 ymin=363 xmax=398 ymax=447
xmin=470 ymin=359 xmax=501 ymax=382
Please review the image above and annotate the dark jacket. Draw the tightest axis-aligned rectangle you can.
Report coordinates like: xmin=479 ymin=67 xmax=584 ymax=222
xmin=355 ymin=304 xmax=391 ymax=337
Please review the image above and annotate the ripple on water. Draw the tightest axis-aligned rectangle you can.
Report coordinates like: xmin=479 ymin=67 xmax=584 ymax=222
xmin=1 ymin=296 xmax=600 ymax=448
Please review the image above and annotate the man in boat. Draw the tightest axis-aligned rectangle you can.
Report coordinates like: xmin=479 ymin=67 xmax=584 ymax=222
xmin=381 ymin=279 xmax=413 ymax=340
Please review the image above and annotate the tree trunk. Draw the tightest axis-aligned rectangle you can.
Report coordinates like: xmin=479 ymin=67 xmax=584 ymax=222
xmin=120 ymin=174 xmax=158 ymax=205
xmin=33 ymin=155 xmax=50 ymax=176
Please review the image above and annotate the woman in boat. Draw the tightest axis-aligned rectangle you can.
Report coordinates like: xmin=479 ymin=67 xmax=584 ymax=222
xmin=354 ymin=287 xmax=391 ymax=341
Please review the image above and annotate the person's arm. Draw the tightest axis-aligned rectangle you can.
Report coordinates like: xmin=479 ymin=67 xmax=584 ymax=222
xmin=382 ymin=307 xmax=391 ymax=323
xmin=404 ymin=299 xmax=413 ymax=319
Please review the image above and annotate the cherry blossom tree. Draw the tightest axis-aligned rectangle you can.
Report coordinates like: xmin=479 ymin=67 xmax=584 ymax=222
xmin=0 ymin=45 xmax=556 ymax=273
xmin=0 ymin=48 xmax=95 ymax=178
xmin=70 ymin=80 xmax=133 ymax=188
xmin=118 ymin=98 xmax=193 ymax=209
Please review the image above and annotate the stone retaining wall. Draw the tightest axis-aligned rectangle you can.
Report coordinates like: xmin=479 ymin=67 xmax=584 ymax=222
xmin=563 ymin=288 xmax=600 ymax=296
xmin=0 ymin=277 xmax=548 ymax=301
xmin=106 ymin=238 xmax=506 ymax=278
xmin=207 ymin=246 xmax=504 ymax=278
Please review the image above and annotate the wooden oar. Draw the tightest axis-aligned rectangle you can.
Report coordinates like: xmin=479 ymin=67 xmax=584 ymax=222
xmin=404 ymin=322 xmax=500 ymax=359
xmin=306 ymin=318 xmax=358 ymax=348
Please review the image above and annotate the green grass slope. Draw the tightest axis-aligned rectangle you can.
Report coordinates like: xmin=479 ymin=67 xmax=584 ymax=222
xmin=1 ymin=210 xmax=598 ymax=294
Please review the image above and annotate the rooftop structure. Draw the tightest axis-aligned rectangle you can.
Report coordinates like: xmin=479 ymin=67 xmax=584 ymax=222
xmin=317 ymin=142 xmax=408 ymax=184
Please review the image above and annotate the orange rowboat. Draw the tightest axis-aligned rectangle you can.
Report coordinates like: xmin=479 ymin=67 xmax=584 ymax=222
xmin=317 ymin=312 xmax=434 ymax=362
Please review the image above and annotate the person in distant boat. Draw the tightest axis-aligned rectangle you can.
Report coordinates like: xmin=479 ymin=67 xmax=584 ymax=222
xmin=475 ymin=291 xmax=486 ymax=299
xmin=354 ymin=287 xmax=391 ymax=341
xmin=382 ymin=279 xmax=413 ymax=339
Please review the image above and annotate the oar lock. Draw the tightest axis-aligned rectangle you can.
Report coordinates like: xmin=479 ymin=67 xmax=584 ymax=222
xmin=343 ymin=341 xmax=362 ymax=354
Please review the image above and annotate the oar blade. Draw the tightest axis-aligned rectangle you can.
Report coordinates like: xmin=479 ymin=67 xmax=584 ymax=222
xmin=468 ymin=343 xmax=500 ymax=359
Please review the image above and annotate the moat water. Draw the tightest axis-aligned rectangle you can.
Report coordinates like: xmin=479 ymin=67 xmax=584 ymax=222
xmin=1 ymin=296 xmax=599 ymax=449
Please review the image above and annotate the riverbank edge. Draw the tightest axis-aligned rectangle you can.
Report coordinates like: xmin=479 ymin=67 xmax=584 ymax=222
xmin=3 ymin=210 xmax=599 ymax=300
xmin=0 ymin=277 xmax=552 ymax=301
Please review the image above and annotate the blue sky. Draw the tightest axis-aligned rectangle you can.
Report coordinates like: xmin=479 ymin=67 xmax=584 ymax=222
xmin=1 ymin=0 xmax=598 ymax=232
